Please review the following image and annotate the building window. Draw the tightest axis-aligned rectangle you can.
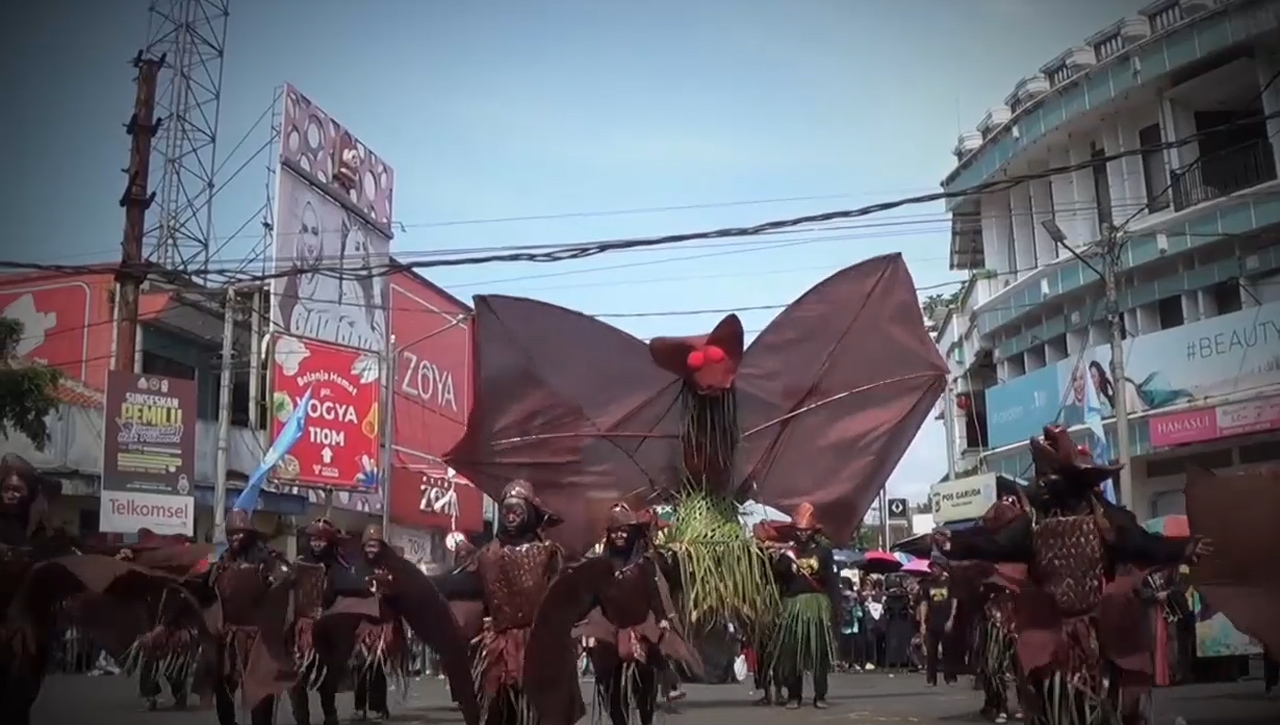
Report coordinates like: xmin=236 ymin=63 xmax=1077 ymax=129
xmin=1091 ymin=144 xmax=1113 ymax=234
xmin=141 ymin=350 xmax=196 ymax=381
xmin=1138 ymin=124 xmax=1171 ymax=212
xmin=1157 ymin=296 xmax=1184 ymax=329
xmin=1213 ymin=280 xmax=1243 ymax=314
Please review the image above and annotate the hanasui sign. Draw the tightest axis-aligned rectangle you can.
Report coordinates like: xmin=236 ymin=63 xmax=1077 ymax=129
xmin=271 ymin=334 xmax=382 ymax=488
xmin=102 ymin=371 xmax=196 ymax=495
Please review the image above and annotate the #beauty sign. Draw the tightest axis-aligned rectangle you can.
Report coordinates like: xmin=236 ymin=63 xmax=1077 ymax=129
xmin=271 ymin=334 xmax=381 ymax=489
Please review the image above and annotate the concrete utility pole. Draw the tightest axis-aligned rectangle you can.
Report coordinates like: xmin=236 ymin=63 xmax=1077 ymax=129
xmin=1103 ymin=227 xmax=1134 ymax=507
xmin=213 ymin=286 xmax=237 ymax=544
xmin=942 ymin=376 xmax=958 ymax=481
xmin=878 ymin=488 xmax=890 ymax=549
xmin=116 ymin=51 xmax=163 ymax=372
xmin=380 ymin=334 xmax=397 ymax=532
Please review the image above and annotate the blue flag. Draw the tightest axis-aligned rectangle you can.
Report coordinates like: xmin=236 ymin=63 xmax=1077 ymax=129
xmin=216 ymin=387 xmax=313 ymax=551
xmin=1082 ymin=365 xmax=1117 ymax=504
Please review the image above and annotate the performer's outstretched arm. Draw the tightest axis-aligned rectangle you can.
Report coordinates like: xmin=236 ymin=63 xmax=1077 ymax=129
xmin=943 ymin=514 xmax=1033 ymax=563
xmin=1108 ymin=510 xmax=1196 ymax=567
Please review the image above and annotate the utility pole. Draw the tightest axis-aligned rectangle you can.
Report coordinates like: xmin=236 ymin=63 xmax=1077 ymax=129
xmin=878 ymin=488 xmax=890 ymax=550
xmin=116 ymin=51 xmax=164 ymax=372
xmin=942 ymin=376 xmax=958 ymax=481
xmin=213 ymin=286 xmax=237 ymax=544
xmin=380 ymin=334 xmax=397 ymax=532
xmin=1103 ymin=227 xmax=1134 ymax=507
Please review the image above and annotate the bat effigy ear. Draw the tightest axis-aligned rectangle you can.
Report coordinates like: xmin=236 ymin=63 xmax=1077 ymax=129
xmin=648 ymin=336 xmax=698 ymax=378
xmin=705 ymin=314 xmax=745 ymax=365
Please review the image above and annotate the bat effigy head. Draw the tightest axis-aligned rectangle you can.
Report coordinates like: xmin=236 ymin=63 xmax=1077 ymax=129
xmin=648 ymin=314 xmax=745 ymax=394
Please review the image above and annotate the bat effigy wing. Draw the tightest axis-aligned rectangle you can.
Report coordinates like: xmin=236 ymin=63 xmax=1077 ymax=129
xmin=444 ymin=295 xmax=683 ymax=558
xmin=736 ymin=254 xmax=947 ymax=545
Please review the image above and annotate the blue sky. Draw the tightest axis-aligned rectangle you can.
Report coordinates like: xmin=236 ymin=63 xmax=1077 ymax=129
xmin=3 ymin=0 xmax=1146 ymax=504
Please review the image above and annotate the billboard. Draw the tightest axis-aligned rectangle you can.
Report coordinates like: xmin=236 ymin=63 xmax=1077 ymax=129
xmin=984 ymin=300 xmax=1280 ymax=449
xmin=385 ymin=269 xmax=480 ymax=533
xmin=100 ymin=370 xmax=197 ymax=535
xmin=0 ymin=271 xmax=115 ymax=395
xmin=270 ymin=83 xmax=393 ymax=355
xmin=930 ymin=473 xmax=997 ymax=524
xmin=388 ymin=270 xmax=471 ymax=464
xmin=270 ymin=334 xmax=381 ymax=489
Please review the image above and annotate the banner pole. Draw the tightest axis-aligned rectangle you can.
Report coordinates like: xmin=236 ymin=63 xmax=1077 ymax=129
xmin=380 ymin=334 xmax=397 ymax=532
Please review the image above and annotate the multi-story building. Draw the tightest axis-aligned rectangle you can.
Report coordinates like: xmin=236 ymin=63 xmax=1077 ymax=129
xmin=934 ymin=0 xmax=1280 ymax=521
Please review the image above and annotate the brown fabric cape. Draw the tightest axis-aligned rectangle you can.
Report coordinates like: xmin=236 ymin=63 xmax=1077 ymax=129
xmin=444 ymin=253 xmax=946 ymax=556
xmin=1184 ymin=466 xmax=1280 ymax=654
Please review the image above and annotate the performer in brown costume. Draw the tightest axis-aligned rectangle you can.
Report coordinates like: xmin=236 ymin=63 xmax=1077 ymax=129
xmin=348 ymin=523 xmax=411 ymax=722
xmin=2 ymin=455 xmax=211 ymax=725
xmin=288 ymin=517 xmax=352 ymax=725
xmin=525 ymin=501 xmax=701 ymax=725
xmin=964 ymin=497 xmax=1031 ymax=724
xmin=120 ymin=529 xmax=207 ymax=711
xmin=200 ymin=509 xmax=295 ymax=725
xmin=937 ymin=427 xmax=1210 ymax=725
xmin=437 ymin=479 xmax=580 ymax=725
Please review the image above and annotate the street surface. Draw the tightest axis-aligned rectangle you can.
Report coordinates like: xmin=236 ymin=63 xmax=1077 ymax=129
xmin=30 ymin=671 xmax=1280 ymax=725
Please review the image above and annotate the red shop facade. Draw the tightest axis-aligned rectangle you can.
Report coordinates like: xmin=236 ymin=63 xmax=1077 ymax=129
xmin=385 ymin=266 xmax=485 ymax=563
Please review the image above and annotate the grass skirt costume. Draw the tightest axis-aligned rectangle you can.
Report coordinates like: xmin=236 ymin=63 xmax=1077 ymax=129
xmin=945 ymin=427 xmax=1200 ymax=725
xmin=758 ymin=503 xmax=838 ymax=708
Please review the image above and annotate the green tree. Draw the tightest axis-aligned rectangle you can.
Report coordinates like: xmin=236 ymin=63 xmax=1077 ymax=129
xmin=0 ymin=317 xmax=62 ymax=449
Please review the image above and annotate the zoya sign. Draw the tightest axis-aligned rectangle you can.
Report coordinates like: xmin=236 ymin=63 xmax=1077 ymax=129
xmin=399 ymin=350 xmax=458 ymax=413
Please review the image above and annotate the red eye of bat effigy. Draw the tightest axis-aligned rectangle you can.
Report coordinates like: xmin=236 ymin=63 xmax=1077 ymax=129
xmin=685 ymin=344 xmax=726 ymax=372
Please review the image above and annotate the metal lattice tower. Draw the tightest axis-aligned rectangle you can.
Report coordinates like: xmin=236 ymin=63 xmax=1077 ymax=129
xmin=142 ymin=0 xmax=230 ymax=273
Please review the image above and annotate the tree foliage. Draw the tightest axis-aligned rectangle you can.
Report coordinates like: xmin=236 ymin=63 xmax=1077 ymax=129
xmin=921 ymin=290 xmax=963 ymax=318
xmin=0 ymin=317 xmax=62 ymax=450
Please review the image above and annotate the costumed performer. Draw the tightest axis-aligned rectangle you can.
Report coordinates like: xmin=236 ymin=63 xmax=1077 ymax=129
xmin=759 ymin=502 xmax=838 ymax=710
xmin=118 ymin=529 xmax=208 ymax=711
xmin=349 ymin=524 xmax=411 ymax=722
xmin=287 ymin=517 xmax=353 ymax=725
xmin=749 ymin=520 xmax=786 ymax=707
xmin=935 ymin=426 xmax=1210 ymax=725
xmin=197 ymin=508 xmax=295 ymax=725
xmin=525 ymin=501 xmax=701 ymax=725
xmin=1 ymin=454 xmax=211 ymax=725
xmin=435 ymin=480 xmax=580 ymax=725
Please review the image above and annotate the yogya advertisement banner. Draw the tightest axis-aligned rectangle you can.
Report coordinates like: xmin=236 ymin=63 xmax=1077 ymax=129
xmin=984 ymin=300 xmax=1280 ymax=449
xmin=270 ymin=334 xmax=381 ymax=489
xmin=100 ymin=371 xmax=197 ymax=535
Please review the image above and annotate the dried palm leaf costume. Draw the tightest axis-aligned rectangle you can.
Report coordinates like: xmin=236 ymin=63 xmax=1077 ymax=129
xmin=747 ymin=521 xmax=786 ymax=706
xmin=349 ymin=523 xmax=411 ymax=721
xmin=444 ymin=254 xmax=946 ymax=642
xmin=525 ymin=501 xmax=702 ymax=725
xmin=942 ymin=427 xmax=1202 ymax=725
xmin=119 ymin=529 xmax=209 ymax=711
xmin=756 ymin=502 xmax=838 ymax=709
xmin=435 ymin=480 xmax=581 ymax=725
xmin=1 ymin=454 xmax=212 ymax=725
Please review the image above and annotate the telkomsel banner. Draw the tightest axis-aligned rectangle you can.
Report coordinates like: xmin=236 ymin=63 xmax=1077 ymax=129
xmin=100 ymin=371 xmax=197 ymax=535
xmin=270 ymin=83 xmax=394 ymax=355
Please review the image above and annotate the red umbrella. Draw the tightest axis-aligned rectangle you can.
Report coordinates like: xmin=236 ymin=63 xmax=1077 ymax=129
xmin=858 ymin=550 xmax=903 ymax=574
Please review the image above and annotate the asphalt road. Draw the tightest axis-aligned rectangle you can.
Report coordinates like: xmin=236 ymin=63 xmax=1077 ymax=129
xmin=29 ymin=670 xmax=1280 ymax=725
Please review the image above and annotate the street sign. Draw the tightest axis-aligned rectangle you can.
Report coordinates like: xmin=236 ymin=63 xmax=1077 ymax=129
xmin=887 ymin=497 xmax=910 ymax=521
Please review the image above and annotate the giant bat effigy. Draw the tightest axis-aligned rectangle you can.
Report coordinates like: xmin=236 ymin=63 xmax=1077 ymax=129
xmin=445 ymin=253 xmax=947 ymax=627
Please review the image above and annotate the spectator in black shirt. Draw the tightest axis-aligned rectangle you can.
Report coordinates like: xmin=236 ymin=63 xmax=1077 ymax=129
xmin=917 ymin=566 xmax=957 ymax=686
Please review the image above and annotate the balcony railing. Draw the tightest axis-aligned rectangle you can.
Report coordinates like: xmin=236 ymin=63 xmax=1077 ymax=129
xmin=1148 ymin=3 xmax=1183 ymax=32
xmin=1170 ymin=138 xmax=1278 ymax=212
